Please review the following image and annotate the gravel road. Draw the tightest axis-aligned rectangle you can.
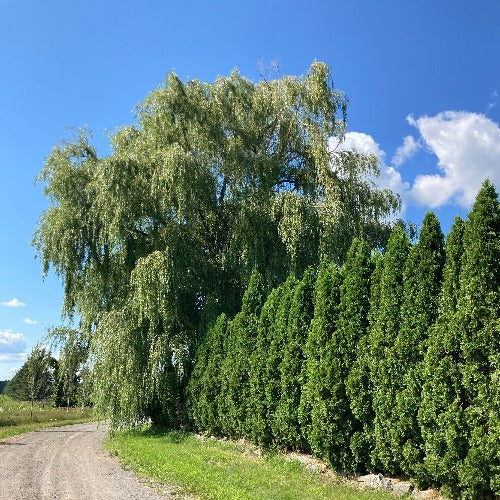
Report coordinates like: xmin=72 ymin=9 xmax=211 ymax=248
xmin=0 ymin=422 xmax=170 ymax=500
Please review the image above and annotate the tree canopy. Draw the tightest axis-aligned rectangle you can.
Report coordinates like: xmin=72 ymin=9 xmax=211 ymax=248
xmin=34 ymin=62 xmax=401 ymax=427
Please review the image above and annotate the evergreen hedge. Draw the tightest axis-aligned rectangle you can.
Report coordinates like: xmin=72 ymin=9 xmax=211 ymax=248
xmin=184 ymin=181 xmax=499 ymax=498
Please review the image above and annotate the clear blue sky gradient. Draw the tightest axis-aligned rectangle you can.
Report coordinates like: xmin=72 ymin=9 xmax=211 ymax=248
xmin=1 ymin=0 xmax=499 ymax=378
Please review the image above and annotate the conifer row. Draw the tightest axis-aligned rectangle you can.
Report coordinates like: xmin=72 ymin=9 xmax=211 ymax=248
xmin=185 ymin=180 xmax=499 ymax=498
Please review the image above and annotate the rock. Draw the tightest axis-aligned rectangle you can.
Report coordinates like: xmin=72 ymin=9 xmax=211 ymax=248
xmin=380 ymin=477 xmax=393 ymax=491
xmin=358 ymin=473 xmax=392 ymax=491
xmin=393 ymin=481 xmax=413 ymax=496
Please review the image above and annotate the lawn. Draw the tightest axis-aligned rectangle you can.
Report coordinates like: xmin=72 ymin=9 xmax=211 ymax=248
xmin=108 ymin=427 xmax=395 ymax=500
xmin=0 ymin=394 xmax=94 ymax=439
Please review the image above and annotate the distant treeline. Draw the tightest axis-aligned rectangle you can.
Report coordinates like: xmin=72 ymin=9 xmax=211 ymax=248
xmin=2 ymin=334 xmax=90 ymax=408
xmin=186 ymin=180 xmax=499 ymax=499
xmin=0 ymin=380 xmax=8 ymax=394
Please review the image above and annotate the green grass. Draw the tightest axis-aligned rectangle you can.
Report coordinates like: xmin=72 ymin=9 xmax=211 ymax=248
xmin=0 ymin=394 xmax=94 ymax=439
xmin=107 ymin=427 xmax=394 ymax=500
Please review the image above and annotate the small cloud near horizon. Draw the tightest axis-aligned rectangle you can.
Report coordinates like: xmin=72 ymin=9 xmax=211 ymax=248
xmin=1 ymin=298 xmax=26 ymax=307
xmin=0 ymin=329 xmax=27 ymax=367
xmin=23 ymin=318 xmax=38 ymax=325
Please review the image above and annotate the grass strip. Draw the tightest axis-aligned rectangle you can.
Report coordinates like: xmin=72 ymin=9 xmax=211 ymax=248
xmin=107 ymin=427 xmax=394 ymax=500
xmin=0 ymin=395 xmax=94 ymax=439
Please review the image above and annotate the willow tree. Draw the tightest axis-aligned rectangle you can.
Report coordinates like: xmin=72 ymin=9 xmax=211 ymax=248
xmin=34 ymin=62 xmax=401 ymax=428
xmin=48 ymin=326 xmax=89 ymax=409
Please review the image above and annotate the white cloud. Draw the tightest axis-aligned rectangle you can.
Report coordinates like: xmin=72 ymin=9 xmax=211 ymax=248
xmin=1 ymin=298 xmax=26 ymax=307
xmin=331 ymin=111 xmax=500 ymax=211
xmin=0 ymin=330 xmax=26 ymax=355
xmin=23 ymin=318 xmax=38 ymax=325
xmin=391 ymin=135 xmax=420 ymax=167
xmin=336 ymin=132 xmax=410 ymax=205
xmin=0 ymin=330 xmax=27 ymax=379
xmin=0 ymin=353 xmax=27 ymax=362
xmin=408 ymin=111 xmax=500 ymax=207
xmin=337 ymin=131 xmax=386 ymax=159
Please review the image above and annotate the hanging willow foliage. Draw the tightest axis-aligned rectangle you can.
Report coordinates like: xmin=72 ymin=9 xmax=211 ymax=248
xmin=34 ymin=62 xmax=401 ymax=427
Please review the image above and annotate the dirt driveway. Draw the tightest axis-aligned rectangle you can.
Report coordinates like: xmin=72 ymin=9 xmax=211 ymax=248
xmin=0 ymin=422 xmax=170 ymax=499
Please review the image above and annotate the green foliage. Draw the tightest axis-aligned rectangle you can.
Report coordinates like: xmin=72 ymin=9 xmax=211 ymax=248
xmin=218 ymin=270 xmax=266 ymax=437
xmin=48 ymin=326 xmax=89 ymax=408
xmin=418 ymin=216 xmax=465 ymax=493
xmin=3 ymin=363 xmax=30 ymax=400
xmin=267 ymin=275 xmax=298 ymax=443
xmin=369 ymin=225 xmax=411 ymax=473
xmin=346 ymin=251 xmax=383 ymax=470
xmin=33 ymin=57 xmax=499 ymax=497
xmin=298 ymin=261 xmax=342 ymax=462
xmin=0 ymin=381 xmax=8 ymax=394
xmin=9 ymin=344 xmax=56 ymax=406
xmin=183 ymin=183 xmax=499 ymax=498
xmin=419 ymin=181 xmax=499 ymax=498
xmin=389 ymin=213 xmax=444 ymax=480
xmin=274 ymin=267 xmax=316 ymax=449
xmin=186 ymin=313 xmax=229 ymax=434
xmin=248 ymin=286 xmax=282 ymax=446
xmin=34 ymin=63 xmax=401 ymax=427
xmin=322 ymin=239 xmax=372 ymax=472
xmin=455 ymin=180 xmax=499 ymax=498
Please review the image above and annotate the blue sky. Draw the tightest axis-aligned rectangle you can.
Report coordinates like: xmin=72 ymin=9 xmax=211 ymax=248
xmin=1 ymin=0 xmax=499 ymax=379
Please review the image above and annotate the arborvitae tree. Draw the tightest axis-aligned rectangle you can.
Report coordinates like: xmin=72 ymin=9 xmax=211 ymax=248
xmin=268 ymin=275 xmax=298 ymax=443
xmin=369 ymin=225 xmax=410 ymax=473
xmin=186 ymin=313 xmax=229 ymax=434
xmin=490 ymin=353 xmax=500 ymax=496
xmin=248 ymin=286 xmax=281 ymax=446
xmin=4 ymin=362 xmax=30 ymax=400
xmin=274 ymin=267 xmax=316 ymax=449
xmin=0 ymin=380 xmax=8 ymax=394
xmin=299 ymin=261 xmax=342 ymax=457
xmin=318 ymin=239 xmax=372 ymax=472
xmin=419 ymin=218 xmax=466 ymax=475
xmin=454 ymin=180 xmax=499 ymax=498
xmin=346 ymin=251 xmax=383 ymax=470
xmin=389 ymin=212 xmax=444 ymax=479
xmin=218 ymin=269 xmax=266 ymax=437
